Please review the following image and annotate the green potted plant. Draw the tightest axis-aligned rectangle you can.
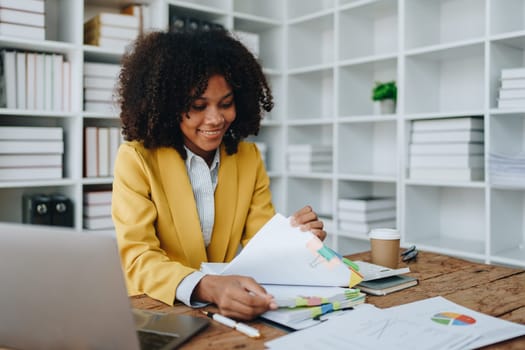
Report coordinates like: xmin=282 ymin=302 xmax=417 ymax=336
xmin=372 ymin=81 xmax=397 ymax=114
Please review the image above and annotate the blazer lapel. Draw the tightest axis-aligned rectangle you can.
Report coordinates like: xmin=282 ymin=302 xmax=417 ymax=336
xmin=156 ymin=147 xmax=207 ymax=267
xmin=208 ymin=146 xmax=238 ymax=261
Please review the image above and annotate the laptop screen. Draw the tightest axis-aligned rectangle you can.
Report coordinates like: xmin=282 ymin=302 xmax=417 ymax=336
xmin=0 ymin=223 xmax=208 ymax=350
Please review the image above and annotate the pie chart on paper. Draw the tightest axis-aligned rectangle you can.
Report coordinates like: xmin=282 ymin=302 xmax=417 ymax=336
xmin=431 ymin=312 xmax=476 ymax=326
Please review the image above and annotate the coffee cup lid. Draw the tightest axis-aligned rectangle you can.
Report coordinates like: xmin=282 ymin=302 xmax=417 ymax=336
xmin=368 ymin=228 xmax=400 ymax=240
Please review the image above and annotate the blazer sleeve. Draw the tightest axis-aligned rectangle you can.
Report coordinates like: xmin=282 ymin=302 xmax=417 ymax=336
xmin=111 ymin=143 xmax=195 ymax=305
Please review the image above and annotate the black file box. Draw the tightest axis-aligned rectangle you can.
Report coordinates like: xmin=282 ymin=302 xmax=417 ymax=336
xmin=50 ymin=193 xmax=74 ymax=227
xmin=22 ymin=194 xmax=52 ymax=225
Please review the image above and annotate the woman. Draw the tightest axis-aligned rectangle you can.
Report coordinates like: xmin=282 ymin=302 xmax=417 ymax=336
xmin=112 ymin=29 xmax=326 ymax=320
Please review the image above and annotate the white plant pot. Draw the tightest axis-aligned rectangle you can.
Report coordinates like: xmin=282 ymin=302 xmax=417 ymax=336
xmin=379 ymin=99 xmax=396 ymax=114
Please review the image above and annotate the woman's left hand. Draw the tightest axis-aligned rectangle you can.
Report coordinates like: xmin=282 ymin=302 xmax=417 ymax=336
xmin=290 ymin=205 xmax=327 ymax=241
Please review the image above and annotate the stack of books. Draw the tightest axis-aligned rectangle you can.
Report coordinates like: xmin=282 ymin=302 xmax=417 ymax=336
xmin=498 ymin=67 xmax=525 ymax=109
xmin=83 ymin=190 xmax=113 ymax=230
xmin=337 ymin=196 xmax=396 ymax=235
xmin=409 ymin=117 xmax=485 ymax=181
xmin=84 ymin=12 xmax=140 ymax=52
xmin=83 ymin=62 xmax=120 ymax=113
xmin=1 ymin=50 xmax=70 ymax=111
xmin=489 ymin=151 xmax=525 ymax=187
xmin=120 ymin=3 xmax=150 ymax=35
xmin=354 ymin=260 xmax=417 ymax=296
xmin=84 ymin=126 xmax=123 ymax=178
xmin=0 ymin=126 xmax=63 ymax=181
xmin=287 ymin=144 xmax=332 ymax=173
xmin=0 ymin=0 xmax=45 ymax=40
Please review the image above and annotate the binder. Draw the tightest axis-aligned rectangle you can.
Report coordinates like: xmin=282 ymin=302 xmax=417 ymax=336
xmin=50 ymin=193 xmax=73 ymax=227
xmin=22 ymin=193 xmax=51 ymax=225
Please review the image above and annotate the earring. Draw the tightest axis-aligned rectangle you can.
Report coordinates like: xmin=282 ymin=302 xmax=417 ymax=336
xmin=228 ymin=127 xmax=236 ymax=140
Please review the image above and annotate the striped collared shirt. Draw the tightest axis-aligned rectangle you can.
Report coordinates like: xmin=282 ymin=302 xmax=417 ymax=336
xmin=184 ymin=146 xmax=220 ymax=246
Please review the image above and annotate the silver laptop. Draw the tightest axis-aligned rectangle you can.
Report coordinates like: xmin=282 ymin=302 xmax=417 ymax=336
xmin=0 ymin=223 xmax=208 ymax=350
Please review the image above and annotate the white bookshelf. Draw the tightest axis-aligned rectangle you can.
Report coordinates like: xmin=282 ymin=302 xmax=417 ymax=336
xmin=1 ymin=0 xmax=524 ymax=268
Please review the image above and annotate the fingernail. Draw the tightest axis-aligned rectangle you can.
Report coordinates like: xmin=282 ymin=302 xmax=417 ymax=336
xmin=269 ymin=302 xmax=278 ymax=310
xmin=300 ymin=225 xmax=308 ymax=231
xmin=290 ymin=218 xmax=297 ymax=226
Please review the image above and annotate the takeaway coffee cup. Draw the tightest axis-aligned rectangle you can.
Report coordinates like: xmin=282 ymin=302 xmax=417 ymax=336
xmin=369 ymin=228 xmax=400 ymax=269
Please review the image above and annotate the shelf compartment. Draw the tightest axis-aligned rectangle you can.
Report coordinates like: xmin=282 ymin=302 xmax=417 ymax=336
xmin=405 ymin=185 xmax=486 ymax=255
xmin=490 ymin=188 xmax=525 ymax=265
xmin=248 ymin=124 xmax=284 ymax=173
xmin=287 ymin=68 xmax=334 ymax=120
xmin=0 ymin=186 xmax=78 ymax=225
xmin=405 ymin=43 xmax=485 ymax=114
xmin=287 ymin=14 xmax=334 ymax=69
xmin=490 ymin=0 xmax=525 ymax=36
xmin=336 ymin=179 xmax=397 ymax=240
xmin=82 ymin=118 xmax=122 ymax=180
xmin=490 ymin=113 xmax=525 ymax=156
xmin=167 ymin=3 xmax=230 ymax=30
xmin=338 ymin=58 xmax=397 ymax=116
xmin=286 ymin=0 xmax=335 ymax=20
xmin=287 ymin=124 xmax=334 ymax=174
xmin=338 ymin=0 xmax=398 ymax=61
xmin=233 ymin=18 xmax=283 ymax=71
xmin=286 ymin=178 xmax=332 ymax=217
xmin=0 ymin=115 xmax=81 ymax=180
xmin=489 ymin=36 xmax=525 ymax=110
xmin=83 ymin=1 xmax=144 ymax=55
xmin=287 ymin=124 xmax=333 ymax=146
xmin=46 ymin=0 xmax=80 ymax=44
xmin=404 ymin=0 xmax=485 ymax=50
xmin=337 ymin=120 xmax=397 ymax=177
xmin=337 ymin=179 xmax=397 ymax=199
xmin=233 ymin=0 xmax=282 ymax=21
xmin=489 ymin=113 xmax=525 ymax=187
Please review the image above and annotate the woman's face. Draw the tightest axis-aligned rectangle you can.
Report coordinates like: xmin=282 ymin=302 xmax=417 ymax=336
xmin=180 ymin=74 xmax=236 ymax=163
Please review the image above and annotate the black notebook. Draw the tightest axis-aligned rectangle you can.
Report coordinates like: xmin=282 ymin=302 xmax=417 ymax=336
xmin=357 ymin=275 xmax=418 ymax=296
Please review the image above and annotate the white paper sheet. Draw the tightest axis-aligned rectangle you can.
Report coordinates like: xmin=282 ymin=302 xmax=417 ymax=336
xmin=220 ymin=213 xmax=354 ymax=286
xmin=385 ymin=296 xmax=525 ymax=349
xmin=266 ymin=296 xmax=525 ymax=350
xmin=266 ymin=302 xmax=478 ymax=350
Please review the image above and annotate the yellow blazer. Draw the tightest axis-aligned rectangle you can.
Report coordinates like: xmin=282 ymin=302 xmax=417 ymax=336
xmin=112 ymin=141 xmax=275 ymax=305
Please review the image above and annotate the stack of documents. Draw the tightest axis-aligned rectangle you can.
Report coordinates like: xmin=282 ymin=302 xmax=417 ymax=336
xmin=337 ymin=197 xmax=396 ymax=236
xmin=286 ymin=144 xmax=332 ymax=173
xmin=498 ymin=67 xmax=525 ymax=109
xmin=260 ymin=285 xmax=365 ymax=329
xmin=200 ymin=213 xmax=366 ymax=330
xmin=203 ymin=213 xmax=363 ymax=287
xmin=489 ymin=152 xmax=525 ymax=186
xmin=408 ymin=117 xmax=485 ymax=181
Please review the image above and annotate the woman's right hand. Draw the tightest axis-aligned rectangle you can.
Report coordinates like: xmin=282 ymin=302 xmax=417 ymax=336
xmin=192 ymin=274 xmax=277 ymax=320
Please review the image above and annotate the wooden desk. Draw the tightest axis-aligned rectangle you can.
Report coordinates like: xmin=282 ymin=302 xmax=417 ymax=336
xmin=130 ymin=251 xmax=525 ymax=350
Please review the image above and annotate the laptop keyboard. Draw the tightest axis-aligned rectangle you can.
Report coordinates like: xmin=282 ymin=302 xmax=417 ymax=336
xmin=137 ymin=330 xmax=179 ymax=350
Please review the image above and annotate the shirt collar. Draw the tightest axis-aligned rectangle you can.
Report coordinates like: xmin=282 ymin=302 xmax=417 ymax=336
xmin=184 ymin=146 xmax=220 ymax=171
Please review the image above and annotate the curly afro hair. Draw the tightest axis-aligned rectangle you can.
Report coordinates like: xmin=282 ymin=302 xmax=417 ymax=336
xmin=117 ymin=29 xmax=274 ymax=158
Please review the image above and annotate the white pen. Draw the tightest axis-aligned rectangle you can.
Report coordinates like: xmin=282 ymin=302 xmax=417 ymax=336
xmin=201 ymin=310 xmax=261 ymax=338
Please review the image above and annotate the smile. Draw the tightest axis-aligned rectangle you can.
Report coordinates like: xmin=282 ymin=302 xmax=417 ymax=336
xmin=199 ymin=129 xmax=222 ymax=135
